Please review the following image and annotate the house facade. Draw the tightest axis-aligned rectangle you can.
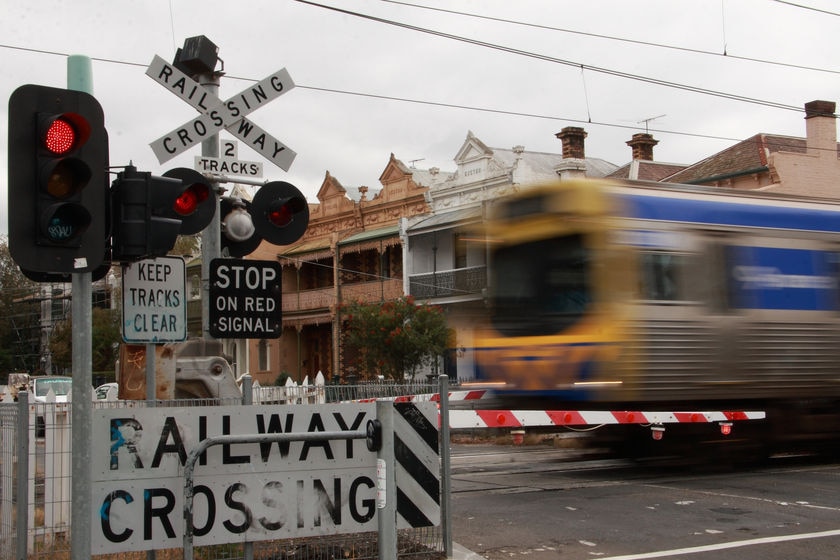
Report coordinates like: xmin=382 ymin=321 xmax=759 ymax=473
xmin=243 ymin=154 xmax=438 ymax=385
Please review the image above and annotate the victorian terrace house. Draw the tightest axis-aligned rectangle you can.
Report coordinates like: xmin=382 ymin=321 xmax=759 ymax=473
xmin=245 ymin=154 xmax=442 ymax=385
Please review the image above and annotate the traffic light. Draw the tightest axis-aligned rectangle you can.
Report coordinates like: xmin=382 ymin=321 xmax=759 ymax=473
xmin=7 ymin=84 xmax=109 ymax=274
xmin=110 ymin=165 xmax=183 ymax=262
xmin=252 ymin=181 xmax=309 ymax=245
xmin=220 ymin=181 xmax=309 ymax=257
xmin=161 ymin=168 xmax=216 ymax=235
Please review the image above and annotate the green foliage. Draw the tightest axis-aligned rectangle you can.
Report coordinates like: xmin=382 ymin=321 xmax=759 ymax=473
xmin=49 ymin=307 xmax=121 ymax=373
xmin=0 ymin=236 xmax=40 ymax=372
xmin=341 ymin=296 xmax=454 ymax=380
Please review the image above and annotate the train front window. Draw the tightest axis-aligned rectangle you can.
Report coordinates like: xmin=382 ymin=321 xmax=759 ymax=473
xmin=492 ymin=234 xmax=591 ymax=336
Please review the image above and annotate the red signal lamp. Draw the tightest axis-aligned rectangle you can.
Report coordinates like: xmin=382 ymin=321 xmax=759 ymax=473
xmin=173 ymin=182 xmax=210 ymax=216
xmin=44 ymin=118 xmax=76 ymax=154
xmin=719 ymin=422 xmax=733 ymax=436
xmin=41 ymin=113 xmax=91 ymax=155
xmin=161 ymin=168 xmax=216 ymax=235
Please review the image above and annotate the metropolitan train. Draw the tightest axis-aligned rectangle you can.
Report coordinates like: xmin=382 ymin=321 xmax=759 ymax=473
xmin=471 ymin=179 xmax=840 ymax=455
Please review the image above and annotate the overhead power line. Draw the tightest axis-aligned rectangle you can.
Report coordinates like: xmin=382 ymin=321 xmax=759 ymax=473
xmin=293 ymin=0 xmax=807 ymax=114
xmin=0 ymin=41 xmax=800 ymax=148
xmin=770 ymin=0 xmax=840 ymax=17
xmin=378 ymin=0 xmax=840 ymax=76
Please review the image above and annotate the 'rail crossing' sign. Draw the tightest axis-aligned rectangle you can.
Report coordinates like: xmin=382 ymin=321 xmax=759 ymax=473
xmin=146 ymin=55 xmax=296 ymax=171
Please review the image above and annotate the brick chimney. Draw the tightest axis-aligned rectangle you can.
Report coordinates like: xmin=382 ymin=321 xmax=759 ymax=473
xmin=627 ymin=133 xmax=658 ymax=161
xmin=555 ymin=126 xmax=587 ymax=159
xmin=804 ymin=100 xmax=837 ymax=156
xmin=554 ymin=127 xmax=588 ymax=179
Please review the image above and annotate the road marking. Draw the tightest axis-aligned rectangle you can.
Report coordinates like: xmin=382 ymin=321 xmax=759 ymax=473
xmin=598 ymin=528 xmax=840 ymax=559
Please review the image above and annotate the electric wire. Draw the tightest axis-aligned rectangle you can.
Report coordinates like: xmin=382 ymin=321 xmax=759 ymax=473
xmin=292 ymin=0 xmax=808 ymax=113
xmin=377 ymin=0 xmax=840 ymax=75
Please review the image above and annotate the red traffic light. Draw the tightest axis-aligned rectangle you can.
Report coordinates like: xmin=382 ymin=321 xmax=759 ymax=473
xmin=162 ymin=168 xmax=216 ymax=235
xmin=41 ymin=112 xmax=91 ymax=155
xmin=173 ymin=183 xmax=210 ymax=216
xmin=7 ymin=84 xmax=109 ymax=275
xmin=44 ymin=119 xmax=76 ymax=154
xmin=252 ymin=181 xmax=309 ymax=246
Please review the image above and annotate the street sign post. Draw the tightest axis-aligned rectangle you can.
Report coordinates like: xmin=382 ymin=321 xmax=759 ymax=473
xmin=209 ymin=258 xmax=282 ymax=338
xmin=121 ymin=256 xmax=187 ymax=343
xmin=146 ymin=55 xmax=296 ymax=170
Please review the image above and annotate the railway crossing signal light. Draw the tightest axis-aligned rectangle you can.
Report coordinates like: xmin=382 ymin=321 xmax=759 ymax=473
xmin=110 ymin=165 xmax=183 ymax=262
xmin=8 ymin=84 xmax=109 ymax=274
xmin=161 ymin=167 xmax=216 ymax=235
xmin=220 ymin=181 xmax=309 ymax=257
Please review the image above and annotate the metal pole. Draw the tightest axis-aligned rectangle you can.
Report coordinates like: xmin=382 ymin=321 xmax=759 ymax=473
xmin=145 ymin=343 xmax=156 ymax=403
xmin=240 ymin=375 xmax=254 ymax=560
xmin=199 ymin=71 xmax=221 ymax=340
xmin=438 ymin=375 xmax=453 ymax=557
xmin=67 ymin=54 xmax=94 ymax=560
xmin=15 ymin=391 xmax=29 ymax=560
xmin=376 ymin=400 xmax=397 ymax=560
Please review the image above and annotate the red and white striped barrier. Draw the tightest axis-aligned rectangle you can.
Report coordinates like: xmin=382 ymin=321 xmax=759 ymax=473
xmin=447 ymin=409 xmax=765 ymax=429
xmin=354 ymin=389 xmax=490 ymax=404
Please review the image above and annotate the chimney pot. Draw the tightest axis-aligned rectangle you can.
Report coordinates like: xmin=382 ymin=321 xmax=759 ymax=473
xmin=805 ymin=100 xmax=836 ymax=119
xmin=627 ymin=133 xmax=659 ymax=161
xmin=555 ymin=126 xmax=587 ymax=159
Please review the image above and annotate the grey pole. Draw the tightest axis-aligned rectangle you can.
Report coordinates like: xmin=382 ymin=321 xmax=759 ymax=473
xmin=16 ymin=391 xmax=29 ymax=560
xmin=67 ymin=54 xmax=94 ymax=560
xmin=438 ymin=375 xmax=453 ymax=557
xmin=376 ymin=400 xmax=397 ymax=559
xmin=199 ymin=72 xmax=222 ymax=340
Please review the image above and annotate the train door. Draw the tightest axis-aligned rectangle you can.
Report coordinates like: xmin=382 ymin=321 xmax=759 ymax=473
xmin=623 ymin=226 xmax=714 ymax=404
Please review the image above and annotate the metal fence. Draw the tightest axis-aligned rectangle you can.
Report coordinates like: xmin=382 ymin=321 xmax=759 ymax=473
xmin=0 ymin=381 xmax=450 ymax=560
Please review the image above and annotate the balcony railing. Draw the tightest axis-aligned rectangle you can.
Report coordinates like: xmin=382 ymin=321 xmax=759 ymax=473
xmin=279 ymin=278 xmax=404 ymax=312
xmin=408 ymin=265 xmax=487 ymax=299
xmin=342 ymin=278 xmax=403 ymax=302
xmin=281 ymin=287 xmax=335 ymax=312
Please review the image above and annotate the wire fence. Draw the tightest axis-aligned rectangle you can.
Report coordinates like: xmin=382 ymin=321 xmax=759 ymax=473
xmin=0 ymin=380 xmax=451 ymax=560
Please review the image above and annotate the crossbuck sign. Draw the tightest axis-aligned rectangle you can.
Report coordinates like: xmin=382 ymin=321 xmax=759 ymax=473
xmin=146 ymin=55 xmax=296 ymax=171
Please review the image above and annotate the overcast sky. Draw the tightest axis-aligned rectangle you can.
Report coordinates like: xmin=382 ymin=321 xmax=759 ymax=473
xmin=2 ymin=0 xmax=839 ymax=235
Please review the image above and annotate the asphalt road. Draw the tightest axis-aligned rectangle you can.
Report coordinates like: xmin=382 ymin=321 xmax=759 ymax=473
xmin=448 ymin=443 xmax=840 ymax=559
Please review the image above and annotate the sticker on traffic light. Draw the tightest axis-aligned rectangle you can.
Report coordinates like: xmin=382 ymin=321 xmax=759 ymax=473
xmin=8 ymin=84 xmax=109 ymax=274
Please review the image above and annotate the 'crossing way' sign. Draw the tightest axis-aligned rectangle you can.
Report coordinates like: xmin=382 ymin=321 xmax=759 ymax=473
xmin=146 ymin=55 xmax=296 ymax=171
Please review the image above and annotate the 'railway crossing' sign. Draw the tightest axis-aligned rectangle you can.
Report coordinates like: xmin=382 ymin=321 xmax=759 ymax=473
xmin=146 ymin=55 xmax=296 ymax=171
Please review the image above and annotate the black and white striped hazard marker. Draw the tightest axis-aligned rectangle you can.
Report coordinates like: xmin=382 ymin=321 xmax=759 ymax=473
xmin=393 ymin=402 xmax=440 ymax=528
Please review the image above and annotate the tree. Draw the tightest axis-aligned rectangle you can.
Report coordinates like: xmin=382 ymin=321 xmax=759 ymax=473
xmin=49 ymin=307 xmax=121 ymax=374
xmin=341 ymin=296 xmax=454 ymax=380
xmin=0 ymin=236 xmax=41 ymax=373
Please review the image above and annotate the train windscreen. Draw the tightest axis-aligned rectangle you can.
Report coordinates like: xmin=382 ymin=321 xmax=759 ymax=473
xmin=491 ymin=234 xmax=591 ymax=336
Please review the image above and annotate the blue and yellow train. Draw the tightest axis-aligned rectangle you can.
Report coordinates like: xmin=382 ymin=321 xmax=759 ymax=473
xmin=472 ymin=179 xmax=840 ymax=452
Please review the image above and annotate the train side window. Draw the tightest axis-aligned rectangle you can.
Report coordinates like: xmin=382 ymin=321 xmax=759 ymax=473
xmin=639 ymin=251 xmax=684 ymax=301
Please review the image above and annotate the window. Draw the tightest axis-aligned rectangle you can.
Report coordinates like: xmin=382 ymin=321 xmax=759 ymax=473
xmin=258 ymin=339 xmax=268 ymax=371
xmin=639 ymin=252 xmax=685 ymax=301
xmin=492 ymin=234 xmax=590 ymax=336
